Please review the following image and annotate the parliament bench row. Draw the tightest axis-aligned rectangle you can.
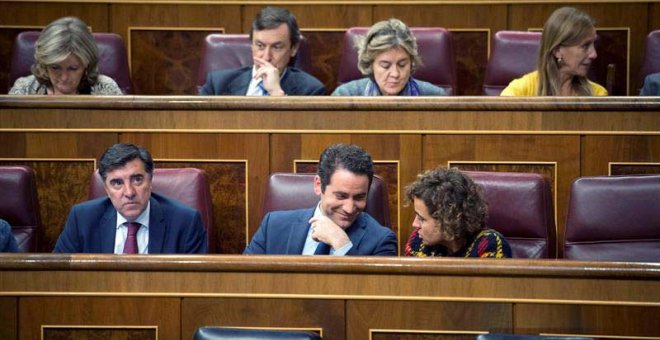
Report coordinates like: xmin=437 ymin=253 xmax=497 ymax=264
xmin=2 ymin=165 xmax=658 ymax=261
xmin=8 ymin=28 xmax=660 ymax=95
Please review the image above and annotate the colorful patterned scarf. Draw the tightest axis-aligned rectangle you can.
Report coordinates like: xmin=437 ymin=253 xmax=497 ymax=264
xmin=405 ymin=227 xmax=512 ymax=258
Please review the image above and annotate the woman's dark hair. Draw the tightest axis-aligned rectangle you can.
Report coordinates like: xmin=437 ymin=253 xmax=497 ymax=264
xmin=405 ymin=167 xmax=488 ymax=242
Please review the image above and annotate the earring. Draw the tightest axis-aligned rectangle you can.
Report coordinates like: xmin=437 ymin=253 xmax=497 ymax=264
xmin=557 ymin=57 xmax=563 ymax=65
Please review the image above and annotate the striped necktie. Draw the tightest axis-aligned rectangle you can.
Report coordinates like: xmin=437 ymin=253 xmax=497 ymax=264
xmin=257 ymin=81 xmax=269 ymax=96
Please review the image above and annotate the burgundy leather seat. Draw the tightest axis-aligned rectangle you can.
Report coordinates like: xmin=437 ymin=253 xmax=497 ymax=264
xmin=638 ymin=30 xmax=660 ymax=90
xmin=263 ymin=172 xmax=391 ymax=228
xmin=483 ymin=31 xmax=541 ymax=96
xmin=564 ymin=175 xmax=660 ymax=262
xmin=9 ymin=31 xmax=132 ymax=94
xmin=89 ymin=168 xmax=216 ymax=252
xmin=464 ymin=171 xmax=556 ymax=258
xmin=196 ymin=33 xmax=312 ymax=88
xmin=337 ymin=27 xmax=457 ymax=95
xmin=0 ymin=166 xmax=41 ymax=252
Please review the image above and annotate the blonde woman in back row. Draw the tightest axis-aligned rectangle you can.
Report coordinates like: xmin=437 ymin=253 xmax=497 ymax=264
xmin=501 ymin=7 xmax=607 ymax=96
xmin=9 ymin=16 xmax=122 ymax=95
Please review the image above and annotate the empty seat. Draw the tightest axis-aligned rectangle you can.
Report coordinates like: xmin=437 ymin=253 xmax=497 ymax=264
xmin=464 ymin=171 xmax=556 ymax=258
xmin=9 ymin=31 xmax=132 ymax=94
xmin=337 ymin=27 xmax=457 ymax=95
xmin=638 ymin=30 xmax=660 ymax=90
xmin=0 ymin=166 xmax=41 ymax=252
xmin=196 ymin=33 xmax=312 ymax=88
xmin=263 ymin=172 xmax=391 ymax=228
xmin=194 ymin=327 xmax=321 ymax=340
xmin=483 ymin=31 xmax=541 ymax=96
xmin=89 ymin=168 xmax=216 ymax=252
xmin=564 ymin=174 xmax=660 ymax=262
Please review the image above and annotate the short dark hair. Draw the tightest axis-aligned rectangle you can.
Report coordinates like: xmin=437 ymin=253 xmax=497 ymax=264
xmin=249 ymin=6 xmax=301 ymax=47
xmin=405 ymin=167 xmax=488 ymax=242
xmin=317 ymin=144 xmax=374 ymax=192
xmin=99 ymin=143 xmax=154 ymax=181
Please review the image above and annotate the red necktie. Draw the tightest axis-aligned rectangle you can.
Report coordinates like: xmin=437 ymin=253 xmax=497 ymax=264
xmin=123 ymin=222 xmax=140 ymax=254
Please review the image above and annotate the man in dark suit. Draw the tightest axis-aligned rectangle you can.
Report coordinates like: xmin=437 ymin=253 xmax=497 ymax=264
xmin=244 ymin=144 xmax=397 ymax=256
xmin=54 ymin=143 xmax=207 ymax=254
xmin=199 ymin=6 xmax=325 ymax=96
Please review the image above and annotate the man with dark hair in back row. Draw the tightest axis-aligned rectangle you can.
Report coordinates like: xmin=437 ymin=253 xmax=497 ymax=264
xmin=199 ymin=6 xmax=325 ymax=96
xmin=244 ymin=144 xmax=397 ymax=256
xmin=54 ymin=143 xmax=207 ymax=254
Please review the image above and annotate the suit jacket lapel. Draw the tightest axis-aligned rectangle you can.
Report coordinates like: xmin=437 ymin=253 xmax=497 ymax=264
xmin=100 ymin=204 xmax=117 ymax=253
xmin=280 ymin=68 xmax=298 ymax=94
xmin=286 ymin=208 xmax=314 ymax=254
xmin=346 ymin=213 xmax=367 ymax=254
xmin=227 ymin=69 xmax=252 ymax=95
xmin=148 ymin=197 xmax=166 ymax=253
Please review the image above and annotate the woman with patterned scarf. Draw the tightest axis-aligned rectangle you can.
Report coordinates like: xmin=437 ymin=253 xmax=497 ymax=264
xmin=404 ymin=167 xmax=512 ymax=258
xmin=332 ymin=19 xmax=446 ymax=96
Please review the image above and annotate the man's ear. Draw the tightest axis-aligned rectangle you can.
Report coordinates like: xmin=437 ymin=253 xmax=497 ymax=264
xmin=313 ymin=175 xmax=322 ymax=196
xmin=290 ymin=42 xmax=300 ymax=57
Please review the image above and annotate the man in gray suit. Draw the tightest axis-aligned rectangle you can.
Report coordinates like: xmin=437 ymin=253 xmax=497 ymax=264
xmin=199 ymin=6 xmax=325 ymax=96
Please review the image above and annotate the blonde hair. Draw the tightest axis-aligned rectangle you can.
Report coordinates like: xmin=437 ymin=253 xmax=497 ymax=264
xmin=31 ymin=16 xmax=99 ymax=92
xmin=356 ymin=18 xmax=422 ymax=76
xmin=537 ymin=7 xmax=596 ymax=96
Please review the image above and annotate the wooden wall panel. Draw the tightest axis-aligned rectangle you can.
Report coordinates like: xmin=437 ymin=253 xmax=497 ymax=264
xmin=129 ymin=29 xmax=217 ymax=95
xmin=111 ymin=4 xmax=242 ymax=35
xmin=111 ymin=4 xmax=242 ymax=94
xmin=242 ymin=5 xmax=372 ymax=32
xmin=0 ymin=3 xmax=109 ymax=30
xmin=514 ymin=304 xmax=660 ymax=337
xmin=19 ymin=297 xmax=180 ymax=340
xmin=304 ymin=31 xmax=345 ymax=94
xmin=581 ymin=135 xmax=660 ymax=176
xmin=651 ymin=3 xmax=660 ymax=32
xmin=269 ymin=134 xmax=422 ymax=254
xmin=347 ymin=300 xmax=511 ymax=340
xmin=452 ymin=30 xmax=490 ymax=95
xmin=423 ymin=135 xmax=580 ymax=258
xmin=0 ymin=297 xmax=16 ymax=340
xmin=121 ymin=133 xmax=268 ymax=253
xmin=181 ymin=298 xmax=343 ymax=340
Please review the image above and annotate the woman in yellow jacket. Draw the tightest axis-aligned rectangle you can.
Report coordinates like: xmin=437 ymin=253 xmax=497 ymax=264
xmin=501 ymin=7 xmax=607 ymax=96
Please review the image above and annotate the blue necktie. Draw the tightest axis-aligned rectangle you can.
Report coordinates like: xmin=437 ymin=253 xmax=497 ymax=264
xmin=257 ymin=81 xmax=268 ymax=96
xmin=314 ymin=242 xmax=331 ymax=255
